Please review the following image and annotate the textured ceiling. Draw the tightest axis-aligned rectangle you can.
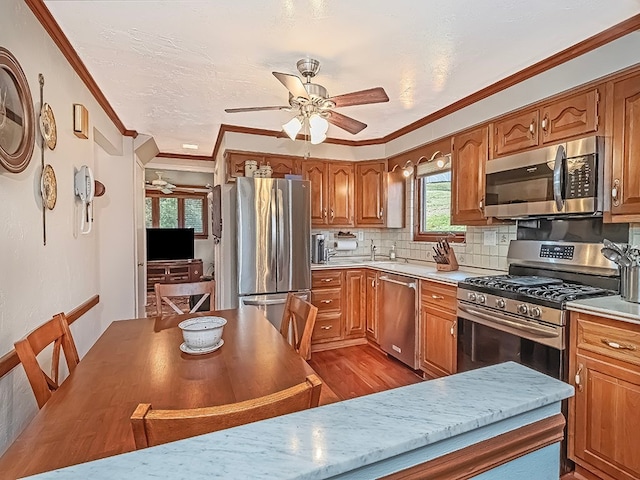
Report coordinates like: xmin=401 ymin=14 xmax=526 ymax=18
xmin=44 ymin=0 xmax=640 ymax=155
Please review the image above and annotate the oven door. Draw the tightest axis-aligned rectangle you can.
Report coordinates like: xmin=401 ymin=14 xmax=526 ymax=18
xmin=456 ymin=302 xmax=564 ymax=380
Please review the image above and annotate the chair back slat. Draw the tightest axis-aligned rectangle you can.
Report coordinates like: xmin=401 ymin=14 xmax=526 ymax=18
xmin=131 ymin=374 xmax=322 ymax=448
xmin=154 ymin=281 xmax=216 ymax=318
xmin=280 ymin=294 xmax=318 ymax=361
xmin=14 ymin=313 xmax=79 ymax=409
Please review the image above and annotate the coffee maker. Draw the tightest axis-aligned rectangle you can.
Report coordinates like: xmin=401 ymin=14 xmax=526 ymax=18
xmin=311 ymin=234 xmax=326 ymax=264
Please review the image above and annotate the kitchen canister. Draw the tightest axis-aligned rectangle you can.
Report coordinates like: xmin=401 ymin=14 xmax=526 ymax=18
xmin=620 ymin=265 xmax=640 ymax=303
xmin=258 ymin=163 xmax=272 ymax=178
xmin=244 ymin=160 xmax=258 ymax=177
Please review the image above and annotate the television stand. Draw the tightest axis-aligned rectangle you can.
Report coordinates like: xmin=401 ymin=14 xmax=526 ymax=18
xmin=146 ymin=259 xmax=204 ymax=292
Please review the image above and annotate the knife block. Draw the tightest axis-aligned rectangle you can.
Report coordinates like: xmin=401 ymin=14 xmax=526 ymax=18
xmin=435 ymin=249 xmax=459 ymax=272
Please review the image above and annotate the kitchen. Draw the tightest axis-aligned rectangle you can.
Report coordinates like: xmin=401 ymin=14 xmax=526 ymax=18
xmin=2 ymin=1 xmax=640 ymax=479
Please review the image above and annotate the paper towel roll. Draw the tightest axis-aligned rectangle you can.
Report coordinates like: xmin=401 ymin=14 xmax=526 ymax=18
xmin=334 ymin=239 xmax=358 ymax=251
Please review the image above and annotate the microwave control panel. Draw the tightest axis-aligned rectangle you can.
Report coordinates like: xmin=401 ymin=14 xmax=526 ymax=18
xmin=540 ymin=244 xmax=575 ymax=260
xmin=565 ymin=155 xmax=596 ymax=199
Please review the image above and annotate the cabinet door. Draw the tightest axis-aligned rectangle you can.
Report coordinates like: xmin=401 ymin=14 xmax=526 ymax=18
xmin=225 ymin=152 xmax=266 ymax=182
xmin=541 ymin=89 xmax=600 ymax=144
xmin=302 ymin=161 xmax=328 ymax=226
xmin=610 ymin=73 xmax=640 ymax=217
xmin=365 ymin=270 xmax=378 ymax=343
xmin=355 ymin=161 xmax=386 ymax=225
xmin=493 ymin=109 xmax=539 ymax=157
xmin=328 ymin=162 xmax=355 ymax=226
xmin=265 ymin=156 xmax=299 ymax=178
xmin=345 ymin=270 xmax=366 ymax=338
xmin=451 ymin=127 xmax=488 ymax=224
xmin=573 ymin=353 xmax=640 ymax=480
xmin=419 ymin=305 xmax=457 ymax=377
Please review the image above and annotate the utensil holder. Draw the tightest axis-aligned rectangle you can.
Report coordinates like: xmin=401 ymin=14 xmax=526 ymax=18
xmin=435 ymin=249 xmax=459 ymax=272
xmin=620 ymin=265 xmax=640 ymax=303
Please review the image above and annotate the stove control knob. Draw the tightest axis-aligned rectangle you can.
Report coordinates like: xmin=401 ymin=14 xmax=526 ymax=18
xmin=531 ymin=307 xmax=541 ymax=318
xmin=517 ymin=304 xmax=528 ymax=314
xmin=467 ymin=292 xmax=477 ymax=302
xmin=496 ymin=299 xmax=506 ymax=309
xmin=477 ymin=294 xmax=486 ymax=304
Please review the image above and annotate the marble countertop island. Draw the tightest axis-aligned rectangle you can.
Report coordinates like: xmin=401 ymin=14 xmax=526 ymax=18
xmin=29 ymin=362 xmax=573 ymax=480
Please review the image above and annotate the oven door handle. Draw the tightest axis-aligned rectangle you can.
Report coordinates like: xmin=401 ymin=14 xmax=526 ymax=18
xmin=553 ymin=144 xmax=566 ymax=212
xmin=458 ymin=305 xmax=560 ymax=338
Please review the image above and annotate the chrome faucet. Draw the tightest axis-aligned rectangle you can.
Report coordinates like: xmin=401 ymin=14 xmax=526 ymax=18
xmin=370 ymin=240 xmax=377 ymax=261
xmin=324 ymin=247 xmax=337 ymax=262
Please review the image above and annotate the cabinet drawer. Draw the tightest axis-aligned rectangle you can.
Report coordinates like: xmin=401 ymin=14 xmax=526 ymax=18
xmin=576 ymin=315 xmax=640 ymax=367
xmin=312 ymin=270 xmax=343 ymax=288
xmin=420 ymin=281 xmax=457 ymax=313
xmin=311 ymin=288 xmax=342 ymax=312
xmin=312 ymin=313 xmax=342 ymax=342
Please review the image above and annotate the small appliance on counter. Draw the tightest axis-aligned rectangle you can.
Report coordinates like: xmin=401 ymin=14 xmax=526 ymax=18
xmin=311 ymin=234 xmax=326 ymax=264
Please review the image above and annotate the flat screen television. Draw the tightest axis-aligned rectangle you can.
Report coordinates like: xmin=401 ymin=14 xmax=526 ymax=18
xmin=146 ymin=228 xmax=195 ymax=261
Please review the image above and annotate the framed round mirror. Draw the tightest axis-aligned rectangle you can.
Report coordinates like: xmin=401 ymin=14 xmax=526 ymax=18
xmin=0 ymin=47 xmax=35 ymax=173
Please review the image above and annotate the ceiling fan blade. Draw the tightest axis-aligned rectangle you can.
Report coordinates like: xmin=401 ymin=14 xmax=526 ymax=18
xmin=328 ymin=87 xmax=389 ymax=108
xmin=272 ymin=72 xmax=309 ymax=100
xmin=225 ymin=106 xmax=290 ymax=113
xmin=327 ymin=111 xmax=367 ymax=135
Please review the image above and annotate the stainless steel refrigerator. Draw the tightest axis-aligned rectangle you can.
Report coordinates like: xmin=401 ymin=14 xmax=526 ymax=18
xmin=236 ymin=177 xmax=311 ymax=329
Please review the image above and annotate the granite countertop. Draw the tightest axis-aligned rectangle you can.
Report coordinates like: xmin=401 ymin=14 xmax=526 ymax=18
xmin=30 ymin=362 xmax=573 ymax=480
xmin=312 ymin=259 xmax=499 ymax=286
xmin=567 ymin=295 xmax=640 ymax=325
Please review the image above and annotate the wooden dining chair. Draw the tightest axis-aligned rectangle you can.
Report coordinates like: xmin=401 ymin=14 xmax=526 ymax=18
xmin=131 ymin=374 xmax=322 ymax=448
xmin=279 ymin=293 xmax=318 ymax=361
xmin=154 ymin=280 xmax=216 ymax=317
xmin=14 ymin=313 xmax=80 ymax=409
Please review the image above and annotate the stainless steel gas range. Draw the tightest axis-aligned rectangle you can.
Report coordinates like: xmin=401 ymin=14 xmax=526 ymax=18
xmin=456 ymin=239 xmax=620 ymax=474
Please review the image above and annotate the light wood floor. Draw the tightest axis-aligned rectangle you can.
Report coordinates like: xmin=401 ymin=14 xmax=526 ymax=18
xmin=309 ymin=344 xmax=424 ymax=404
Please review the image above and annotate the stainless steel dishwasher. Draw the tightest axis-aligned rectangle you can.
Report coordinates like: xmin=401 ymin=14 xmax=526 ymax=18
xmin=378 ymin=273 xmax=418 ymax=369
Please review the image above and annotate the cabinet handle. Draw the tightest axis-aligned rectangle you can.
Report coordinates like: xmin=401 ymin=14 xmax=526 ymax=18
xmin=611 ymin=179 xmax=620 ymax=207
xmin=330 ymin=209 xmax=335 ymax=220
xmin=529 ymin=120 xmax=535 ymax=136
xmin=450 ymin=320 xmax=457 ymax=336
xmin=431 ymin=294 xmax=444 ymax=300
xmin=378 ymin=208 xmax=384 ymax=219
xmin=541 ymin=115 xmax=549 ymax=133
xmin=322 ymin=278 xmax=332 ymax=282
xmin=601 ymin=338 xmax=637 ymax=351
xmin=323 ymin=208 xmax=327 ymax=218
xmin=575 ymin=364 xmax=583 ymax=392
xmin=479 ymin=198 xmax=484 ymax=209
xmin=321 ymin=325 xmax=332 ymax=330
xmin=321 ymin=300 xmax=332 ymax=304
xmin=371 ymin=280 xmax=375 ymax=287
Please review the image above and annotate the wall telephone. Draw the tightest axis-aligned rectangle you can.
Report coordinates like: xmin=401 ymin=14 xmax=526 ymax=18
xmin=74 ymin=165 xmax=95 ymax=234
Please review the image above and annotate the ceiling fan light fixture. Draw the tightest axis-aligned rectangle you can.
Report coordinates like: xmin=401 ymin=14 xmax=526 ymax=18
xmin=309 ymin=114 xmax=329 ymax=135
xmin=282 ymin=116 xmax=303 ymax=140
xmin=310 ymin=130 xmax=327 ymax=145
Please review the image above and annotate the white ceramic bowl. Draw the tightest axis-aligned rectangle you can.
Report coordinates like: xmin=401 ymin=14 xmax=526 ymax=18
xmin=178 ymin=316 xmax=227 ymax=350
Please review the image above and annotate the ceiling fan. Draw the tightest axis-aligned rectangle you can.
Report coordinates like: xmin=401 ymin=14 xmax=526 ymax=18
xmin=224 ymin=58 xmax=389 ymax=142
xmin=147 ymin=172 xmax=176 ymax=194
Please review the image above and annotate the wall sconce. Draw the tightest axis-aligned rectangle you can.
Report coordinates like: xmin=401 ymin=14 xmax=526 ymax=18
xmin=390 ymin=150 xmax=451 ymax=177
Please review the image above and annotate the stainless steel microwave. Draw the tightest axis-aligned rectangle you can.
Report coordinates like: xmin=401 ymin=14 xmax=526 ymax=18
xmin=484 ymin=136 xmax=604 ymax=219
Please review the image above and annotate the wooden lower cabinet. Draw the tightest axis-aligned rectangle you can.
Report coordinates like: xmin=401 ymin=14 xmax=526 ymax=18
xmin=310 ymin=269 xmax=367 ymax=350
xmin=419 ymin=280 xmax=457 ymax=378
xmin=569 ymin=312 xmax=640 ymax=480
xmin=365 ymin=270 xmax=379 ymax=343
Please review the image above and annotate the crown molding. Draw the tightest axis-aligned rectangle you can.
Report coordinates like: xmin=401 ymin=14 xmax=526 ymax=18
xmin=156 ymin=152 xmax=214 ymax=162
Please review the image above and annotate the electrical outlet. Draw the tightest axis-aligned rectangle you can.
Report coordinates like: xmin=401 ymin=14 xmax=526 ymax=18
xmin=358 ymin=231 xmax=364 ymax=241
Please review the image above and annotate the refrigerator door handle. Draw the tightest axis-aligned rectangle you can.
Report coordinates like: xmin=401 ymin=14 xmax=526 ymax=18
xmin=277 ymin=187 xmax=285 ymax=283
xmin=270 ymin=187 xmax=278 ymax=279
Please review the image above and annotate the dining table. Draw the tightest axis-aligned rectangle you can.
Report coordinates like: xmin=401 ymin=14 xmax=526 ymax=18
xmin=0 ymin=307 xmax=320 ymax=479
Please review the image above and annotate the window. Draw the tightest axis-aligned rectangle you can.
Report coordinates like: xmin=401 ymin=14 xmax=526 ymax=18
xmin=145 ymin=192 xmax=208 ymax=238
xmin=414 ymin=169 xmax=465 ymax=242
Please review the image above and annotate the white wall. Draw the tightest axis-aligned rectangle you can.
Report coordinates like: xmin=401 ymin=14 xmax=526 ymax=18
xmin=0 ymin=0 xmax=133 ymax=455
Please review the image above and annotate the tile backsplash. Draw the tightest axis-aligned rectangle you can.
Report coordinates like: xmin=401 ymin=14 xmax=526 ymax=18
xmin=313 ymin=183 xmax=640 ymax=272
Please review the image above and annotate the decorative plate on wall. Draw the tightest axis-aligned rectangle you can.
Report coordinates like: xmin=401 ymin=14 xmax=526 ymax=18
xmin=0 ymin=47 xmax=35 ymax=173
xmin=39 ymin=103 xmax=57 ymax=150
xmin=41 ymin=164 xmax=57 ymax=210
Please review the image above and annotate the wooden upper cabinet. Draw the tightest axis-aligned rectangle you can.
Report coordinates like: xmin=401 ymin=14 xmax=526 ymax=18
xmin=540 ymin=88 xmax=600 ymax=144
xmin=302 ymin=160 xmax=328 ymax=226
xmin=493 ymin=109 xmax=539 ymax=156
xmin=451 ymin=126 xmax=488 ymax=224
xmin=355 ymin=161 xmax=386 ymax=226
xmin=609 ymin=72 xmax=640 ymax=218
xmin=328 ymin=162 xmax=355 ymax=226
xmin=264 ymin=156 xmax=300 ymax=178
xmin=226 ymin=152 xmax=265 ymax=182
